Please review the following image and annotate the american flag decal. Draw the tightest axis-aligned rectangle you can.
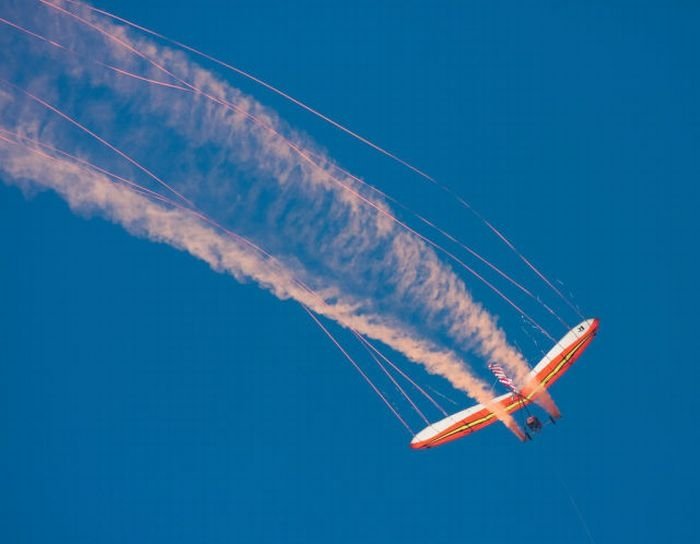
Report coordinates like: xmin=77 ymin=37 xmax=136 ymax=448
xmin=488 ymin=362 xmax=518 ymax=392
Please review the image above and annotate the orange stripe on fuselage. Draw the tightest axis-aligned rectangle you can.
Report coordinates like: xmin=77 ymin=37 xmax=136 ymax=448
xmin=411 ymin=321 xmax=598 ymax=449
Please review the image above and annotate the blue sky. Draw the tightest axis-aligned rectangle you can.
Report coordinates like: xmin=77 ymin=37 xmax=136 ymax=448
xmin=1 ymin=1 xmax=698 ymax=542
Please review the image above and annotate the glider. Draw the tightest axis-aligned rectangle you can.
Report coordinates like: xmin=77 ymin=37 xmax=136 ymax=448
xmin=411 ymin=318 xmax=600 ymax=449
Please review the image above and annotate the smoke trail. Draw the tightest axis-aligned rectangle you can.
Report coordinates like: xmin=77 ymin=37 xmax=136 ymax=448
xmin=0 ymin=125 xmax=450 ymax=428
xmin=57 ymin=0 xmax=437 ymax=183
xmin=57 ymin=0 xmax=581 ymax=322
xmin=26 ymin=0 xmax=556 ymax=346
xmin=4 ymin=7 xmax=564 ymax=334
xmin=0 ymin=132 xmax=521 ymax=429
xmin=0 ymin=1 xmax=553 ymax=417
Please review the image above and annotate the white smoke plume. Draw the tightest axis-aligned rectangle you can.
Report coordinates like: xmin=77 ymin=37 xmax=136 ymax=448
xmin=0 ymin=0 xmax=550 ymax=422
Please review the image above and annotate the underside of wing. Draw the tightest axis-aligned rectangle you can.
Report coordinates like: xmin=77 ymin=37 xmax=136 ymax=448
xmin=410 ymin=318 xmax=599 ymax=449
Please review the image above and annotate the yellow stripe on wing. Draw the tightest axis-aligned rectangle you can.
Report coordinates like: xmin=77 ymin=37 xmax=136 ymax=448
xmin=426 ymin=334 xmax=592 ymax=445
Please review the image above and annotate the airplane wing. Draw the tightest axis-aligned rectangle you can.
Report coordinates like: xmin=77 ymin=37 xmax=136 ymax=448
xmin=410 ymin=318 xmax=600 ymax=449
